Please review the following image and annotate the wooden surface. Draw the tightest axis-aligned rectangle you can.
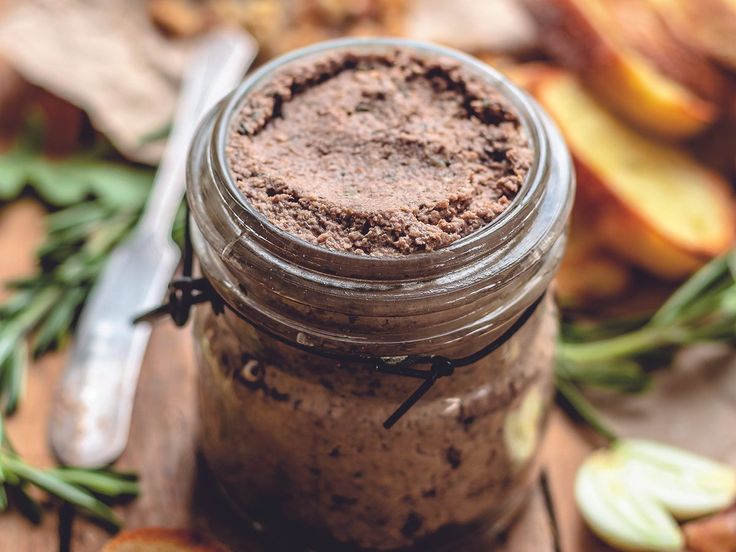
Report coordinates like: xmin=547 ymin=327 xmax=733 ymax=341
xmin=4 ymin=201 xmax=734 ymax=551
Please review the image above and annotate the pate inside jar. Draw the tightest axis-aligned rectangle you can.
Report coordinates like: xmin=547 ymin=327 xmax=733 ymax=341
xmin=187 ymin=38 xmax=574 ymax=551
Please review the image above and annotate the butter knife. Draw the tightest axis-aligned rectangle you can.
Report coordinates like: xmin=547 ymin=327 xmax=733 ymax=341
xmin=50 ymin=30 xmax=256 ymax=468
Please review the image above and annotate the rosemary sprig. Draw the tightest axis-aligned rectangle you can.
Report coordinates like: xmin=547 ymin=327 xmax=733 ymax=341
xmin=555 ymin=370 xmax=618 ymax=443
xmin=555 ymin=250 xmax=736 ymax=439
xmin=0 ymin=130 xmax=190 ymax=528
xmin=0 ymin=415 xmax=138 ymax=526
xmin=0 ymin=198 xmax=186 ymax=414
xmin=0 ymin=201 xmax=141 ymax=413
xmin=559 ymin=251 xmax=736 ymax=366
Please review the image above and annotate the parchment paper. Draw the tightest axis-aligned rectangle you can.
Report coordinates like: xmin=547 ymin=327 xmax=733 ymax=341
xmin=0 ymin=0 xmax=193 ymax=164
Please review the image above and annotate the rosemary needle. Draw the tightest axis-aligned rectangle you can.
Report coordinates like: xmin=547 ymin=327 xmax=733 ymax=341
xmin=555 ymin=250 xmax=736 ymax=440
xmin=0 ymin=416 xmax=139 ymax=526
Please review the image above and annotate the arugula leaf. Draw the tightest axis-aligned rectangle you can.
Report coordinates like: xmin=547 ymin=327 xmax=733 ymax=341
xmin=0 ymin=142 xmax=153 ymax=208
xmin=0 ymin=146 xmax=34 ymax=199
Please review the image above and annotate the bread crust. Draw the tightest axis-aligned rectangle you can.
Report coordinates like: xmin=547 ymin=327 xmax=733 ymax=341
xmin=529 ymin=70 xmax=735 ymax=277
xmin=101 ymin=528 xmax=229 ymax=552
xmin=523 ymin=0 xmax=723 ymax=137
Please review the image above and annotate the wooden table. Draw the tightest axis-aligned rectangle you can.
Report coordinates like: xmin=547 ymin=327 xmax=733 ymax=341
xmin=4 ymin=200 xmax=733 ymax=551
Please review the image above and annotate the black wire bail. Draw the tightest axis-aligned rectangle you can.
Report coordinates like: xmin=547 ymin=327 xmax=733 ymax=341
xmin=134 ymin=201 xmax=544 ymax=428
xmin=374 ymin=292 xmax=543 ymax=429
xmin=133 ymin=202 xmax=223 ymax=327
xmin=376 ymin=356 xmax=455 ymax=429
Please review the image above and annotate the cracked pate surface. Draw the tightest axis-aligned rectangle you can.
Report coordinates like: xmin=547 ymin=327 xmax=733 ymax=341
xmin=227 ymin=49 xmax=532 ymax=256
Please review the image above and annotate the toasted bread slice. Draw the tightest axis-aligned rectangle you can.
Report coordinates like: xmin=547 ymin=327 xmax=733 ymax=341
xmin=651 ymin=0 xmax=736 ymax=71
xmin=102 ymin=528 xmax=228 ymax=552
xmin=504 ymin=62 xmax=559 ymax=92
xmin=557 ymin=254 xmax=631 ymax=304
xmin=523 ymin=0 xmax=722 ymax=137
xmin=555 ymin=200 xmax=632 ymax=304
xmin=603 ymin=0 xmax=724 ymax=101
xmin=532 ymin=71 xmax=735 ymax=278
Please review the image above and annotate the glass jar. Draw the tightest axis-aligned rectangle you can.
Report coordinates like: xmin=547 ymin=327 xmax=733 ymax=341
xmin=187 ymin=38 xmax=574 ymax=551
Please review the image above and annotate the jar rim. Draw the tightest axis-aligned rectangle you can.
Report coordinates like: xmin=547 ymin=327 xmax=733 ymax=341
xmin=209 ymin=36 xmax=550 ymax=279
xmin=188 ymin=37 xmax=574 ymax=353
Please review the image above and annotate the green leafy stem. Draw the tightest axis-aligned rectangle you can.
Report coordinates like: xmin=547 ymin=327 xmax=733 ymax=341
xmin=556 ymin=251 xmax=736 ymax=441
xmin=0 ymin=214 xmax=142 ymax=524
xmin=0 ymin=415 xmax=138 ymax=527
xmin=0 ymin=130 xmax=154 ymax=526
xmin=0 ymin=202 xmax=142 ymax=414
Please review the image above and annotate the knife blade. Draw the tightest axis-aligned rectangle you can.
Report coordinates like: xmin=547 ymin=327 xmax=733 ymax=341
xmin=50 ymin=30 xmax=256 ymax=468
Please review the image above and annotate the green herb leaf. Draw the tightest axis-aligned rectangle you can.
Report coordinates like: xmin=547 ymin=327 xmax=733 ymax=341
xmin=559 ymin=358 xmax=651 ymax=394
xmin=0 ymin=325 xmax=23 ymax=370
xmin=0 ymin=341 xmax=27 ymax=415
xmin=32 ymin=287 xmax=86 ymax=357
xmin=0 ymin=412 xmax=136 ymax=527
xmin=68 ymin=161 xmax=152 ymax=208
xmin=555 ymin=371 xmax=618 ymax=443
xmin=0 ymin=196 xmax=143 ymax=415
xmin=556 ymin=251 xmax=736 ymax=453
xmin=0 ymin=290 xmax=34 ymax=319
xmin=46 ymin=202 xmax=110 ymax=233
xmin=0 ymin=469 xmax=5 ymax=513
xmin=0 ymin=483 xmax=7 ymax=511
xmin=1 ymin=455 xmax=121 ymax=528
xmin=558 ymin=252 xmax=736 ymax=394
xmin=48 ymin=468 xmax=139 ymax=497
xmin=0 ymin=153 xmax=147 ymax=525
xmin=650 ymin=253 xmax=732 ymax=327
xmin=0 ymin=146 xmax=33 ymax=200
xmin=0 ymin=123 xmax=154 ymax=208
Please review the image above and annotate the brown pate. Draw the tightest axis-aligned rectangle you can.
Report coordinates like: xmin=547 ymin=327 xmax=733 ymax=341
xmin=227 ymin=49 xmax=532 ymax=256
xmin=199 ymin=48 xmax=549 ymax=551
